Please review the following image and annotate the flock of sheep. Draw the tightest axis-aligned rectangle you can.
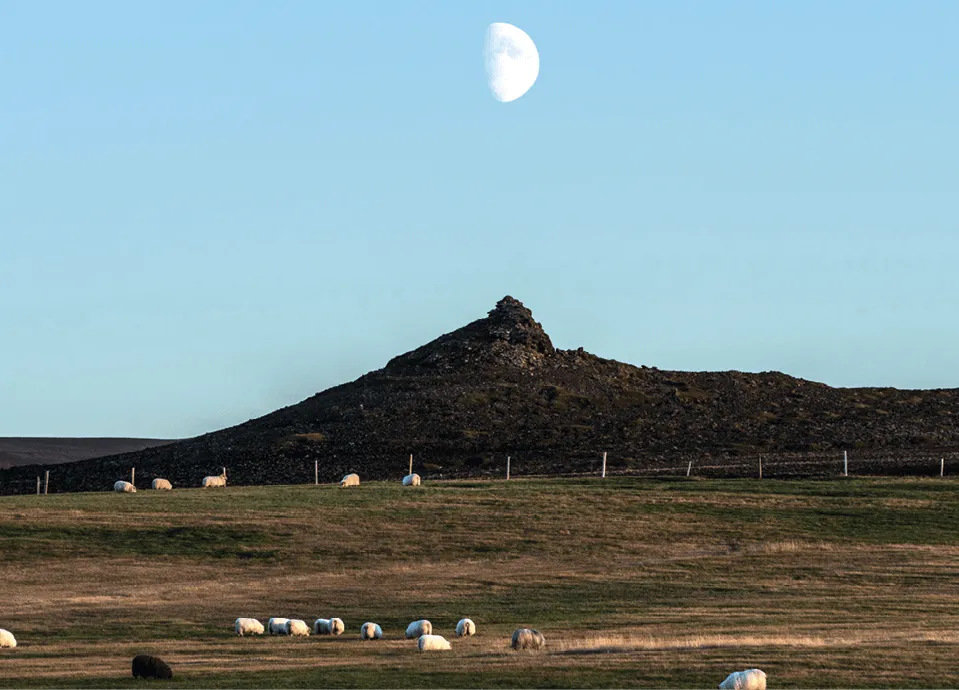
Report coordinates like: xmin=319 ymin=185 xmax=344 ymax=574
xmin=2 ymin=622 xmax=766 ymax=688
xmin=111 ymin=471 xmax=424 ymax=493
xmin=233 ymin=616 xmax=480 ymax=653
xmin=113 ymin=468 xmax=227 ymax=493
xmin=233 ymin=616 xmax=764 ymax=689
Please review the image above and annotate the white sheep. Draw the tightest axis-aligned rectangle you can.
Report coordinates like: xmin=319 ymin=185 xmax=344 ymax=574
xmin=234 ymin=618 xmax=264 ymax=636
xmin=402 ymin=473 xmax=421 ymax=486
xmin=313 ymin=618 xmax=345 ymax=635
xmin=360 ymin=622 xmax=382 ymax=640
xmin=405 ymin=619 xmax=432 ymax=638
xmin=340 ymin=473 xmax=360 ymax=487
xmin=511 ymin=628 xmax=545 ymax=650
xmin=114 ymin=480 xmax=136 ymax=493
xmin=152 ymin=478 xmax=173 ymax=491
xmin=268 ymin=617 xmax=290 ymax=635
xmin=285 ymin=619 xmax=310 ymax=637
xmin=0 ymin=628 xmax=16 ymax=648
xmin=719 ymin=669 xmax=767 ymax=690
xmin=202 ymin=470 xmax=227 ymax=488
xmin=417 ymin=634 xmax=451 ymax=651
xmin=455 ymin=618 xmax=476 ymax=637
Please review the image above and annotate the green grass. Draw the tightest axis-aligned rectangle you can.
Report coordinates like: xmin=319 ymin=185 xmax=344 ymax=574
xmin=1 ymin=477 xmax=958 ymax=688
xmin=0 ymin=524 xmax=276 ymax=559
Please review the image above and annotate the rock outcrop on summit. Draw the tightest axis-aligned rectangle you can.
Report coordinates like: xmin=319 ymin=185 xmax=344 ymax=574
xmin=384 ymin=296 xmax=555 ymax=373
xmin=2 ymin=296 xmax=958 ymax=493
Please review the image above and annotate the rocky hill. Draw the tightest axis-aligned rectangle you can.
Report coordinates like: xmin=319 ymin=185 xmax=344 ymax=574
xmin=2 ymin=296 xmax=958 ymax=494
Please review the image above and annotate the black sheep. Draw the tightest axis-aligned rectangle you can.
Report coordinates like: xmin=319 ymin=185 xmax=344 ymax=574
xmin=131 ymin=654 xmax=174 ymax=680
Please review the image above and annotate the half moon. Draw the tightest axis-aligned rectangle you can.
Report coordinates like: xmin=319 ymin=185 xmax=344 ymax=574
xmin=484 ymin=22 xmax=540 ymax=103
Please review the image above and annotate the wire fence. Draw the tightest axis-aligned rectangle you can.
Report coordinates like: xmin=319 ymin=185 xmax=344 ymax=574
xmin=469 ymin=450 xmax=959 ymax=481
xmin=1 ymin=449 xmax=957 ymax=496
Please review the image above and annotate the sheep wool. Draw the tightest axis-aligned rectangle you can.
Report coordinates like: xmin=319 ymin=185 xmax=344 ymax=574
xmin=340 ymin=473 xmax=360 ymax=487
xmin=402 ymin=473 xmax=421 ymax=486
xmin=131 ymin=655 xmax=173 ymax=680
xmin=201 ymin=474 xmax=226 ymax=488
xmin=417 ymin=634 xmax=452 ymax=651
xmin=511 ymin=628 xmax=545 ymax=650
xmin=286 ymin=619 xmax=310 ymax=637
xmin=268 ymin=618 xmax=290 ymax=635
xmin=405 ymin=619 xmax=432 ymax=638
xmin=719 ymin=669 xmax=767 ymax=690
xmin=152 ymin=478 xmax=173 ymax=490
xmin=0 ymin=629 xmax=16 ymax=648
xmin=313 ymin=618 xmax=345 ymax=635
xmin=455 ymin=618 xmax=476 ymax=637
xmin=360 ymin=622 xmax=382 ymax=640
xmin=234 ymin=618 xmax=264 ymax=636
xmin=114 ymin=481 xmax=136 ymax=493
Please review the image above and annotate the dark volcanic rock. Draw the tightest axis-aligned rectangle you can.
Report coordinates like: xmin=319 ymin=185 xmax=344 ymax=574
xmin=384 ymin=295 xmax=555 ymax=373
xmin=2 ymin=296 xmax=958 ymax=493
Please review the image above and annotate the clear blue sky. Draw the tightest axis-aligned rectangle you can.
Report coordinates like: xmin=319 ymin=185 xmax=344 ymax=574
xmin=2 ymin=0 xmax=957 ymax=438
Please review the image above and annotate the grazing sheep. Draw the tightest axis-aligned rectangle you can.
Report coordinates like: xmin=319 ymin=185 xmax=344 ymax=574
xmin=114 ymin=481 xmax=136 ymax=493
xmin=360 ymin=622 xmax=382 ymax=640
xmin=131 ymin=654 xmax=173 ymax=680
xmin=340 ymin=473 xmax=360 ymax=487
xmin=268 ymin=617 xmax=290 ymax=635
xmin=405 ymin=619 xmax=432 ymax=638
xmin=285 ymin=619 xmax=310 ymax=637
xmin=151 ymin=478 xmax=172 ymax=490
xmin=511 ymin=628 xmax=545 ymax=650
xmin=201 ymin=471 xmax=226 ymax=488
xmin=402 ymin=473 xmax=421 ymax=486
xmin=455 ymin=618 xmax=476 ymax=637
xmin=417 ymin=634 xmax=451 ymax=651
xmin=719 ymin=669 xmax=767 ymax=690
xmin=234 ymin=618 xmax=264 ymax=636
xmin=313 ymin=618 xmax=345 ymax=635
xmin=0 ymin=629 xmax=16 ymax=648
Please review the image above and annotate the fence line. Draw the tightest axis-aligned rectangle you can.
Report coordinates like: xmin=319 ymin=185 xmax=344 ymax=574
xmin=1 ymin=451 xmax=955 ymax=496
xmin=580 ymin=454 xmax=953 ymax=477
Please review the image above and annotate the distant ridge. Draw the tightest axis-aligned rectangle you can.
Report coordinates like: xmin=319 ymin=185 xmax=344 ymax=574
xmin=0 ymin=438 xmax=175 ymax=469
xmin=2 ymin=296 xmax=958 ymax=493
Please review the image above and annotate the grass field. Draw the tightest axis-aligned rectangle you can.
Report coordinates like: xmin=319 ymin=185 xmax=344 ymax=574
xmin=1 ymin=477 xmax=957 ymax=688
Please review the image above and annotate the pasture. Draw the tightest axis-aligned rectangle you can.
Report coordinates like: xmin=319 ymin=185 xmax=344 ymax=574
xmin=0 ymin=477 xmax=957 ymax=688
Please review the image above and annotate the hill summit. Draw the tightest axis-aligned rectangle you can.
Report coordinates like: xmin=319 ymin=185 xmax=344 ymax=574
xmin=384 ymin=296 xmax=555 ymax=373
xmin=2 ymin=296 xmax=958 ymax=493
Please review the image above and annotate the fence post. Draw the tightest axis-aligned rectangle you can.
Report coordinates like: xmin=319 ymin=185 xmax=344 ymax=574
xmin=941 ymin=458 xmax=945 ymax=477
xmin=843 ymin=451 xmax=848 ymax=477
xmin=408 ymin=454 xmax=413 ymax=477
xmin=759 ymin=455 xmax=763 ymax=480
xmin=506 ymin=455 xmax=510 ymax=481
xmin=36 ymin=476 xmax=40 ymax=495
xmin=315 ymin=460 xmax=318 ymax=485
xmin=131 ymin=467 xmax=135 ymax=486
xmin=601 ymin=452 xmax=607 ymax=478
xmin=686 ymin=461 xmax=692 ymax=477
xmin=44 ymin=470 xmax=49 ymax=495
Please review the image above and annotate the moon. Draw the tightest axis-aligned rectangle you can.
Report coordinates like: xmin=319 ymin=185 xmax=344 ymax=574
xmin=484 ymin=22 xmax=539 ymax=103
